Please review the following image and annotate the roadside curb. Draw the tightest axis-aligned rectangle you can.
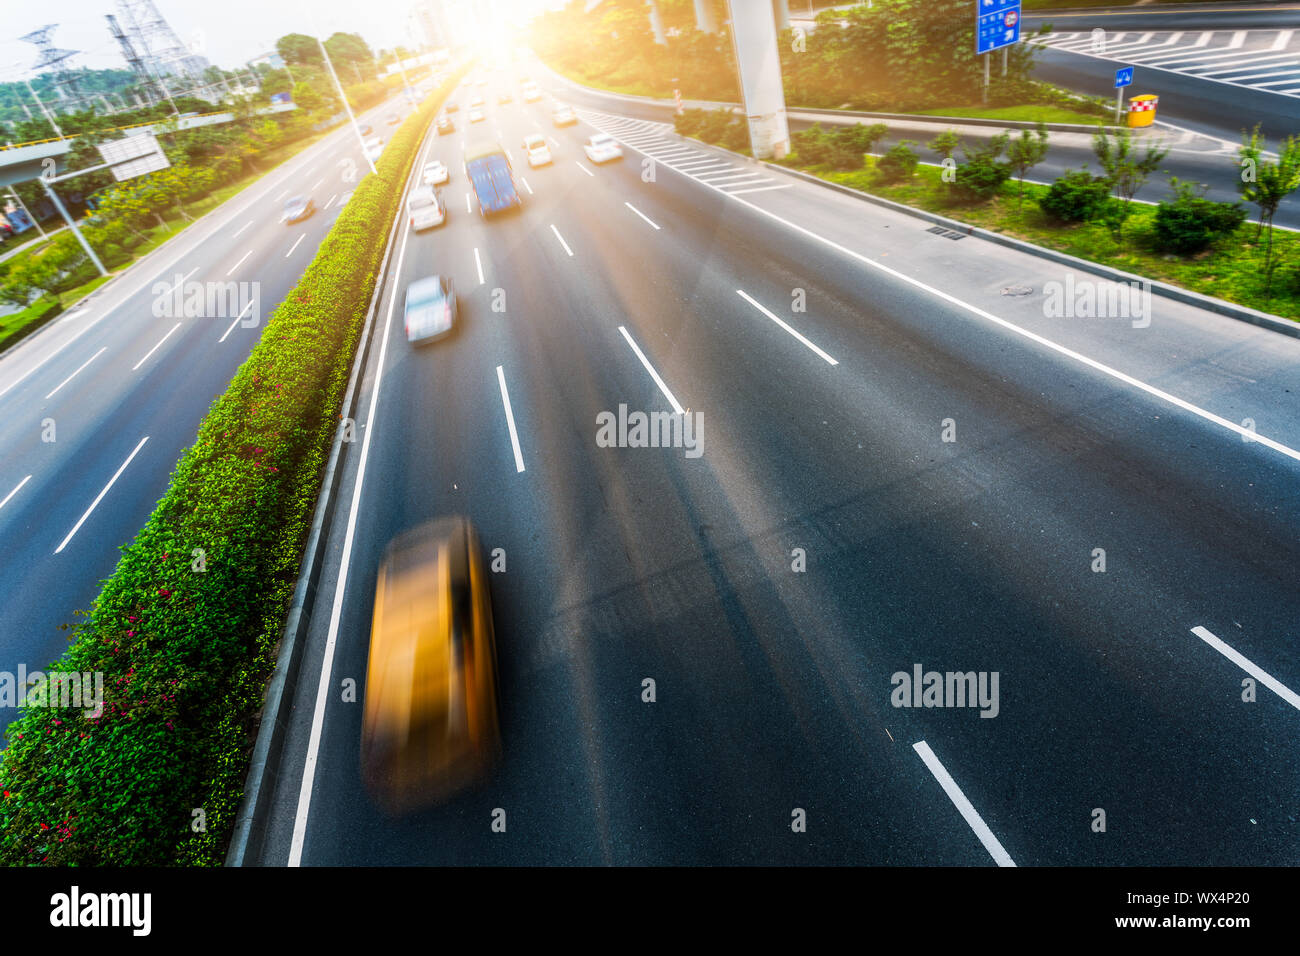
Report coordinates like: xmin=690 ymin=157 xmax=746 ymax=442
xmin=222 ymin=84 xmax=454 ymax=865
xmin=758 ymin=161 xmax=1299 ymax=340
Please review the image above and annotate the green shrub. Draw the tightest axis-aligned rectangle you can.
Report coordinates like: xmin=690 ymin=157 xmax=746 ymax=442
xmin=876 ymin=140 xmax=919 ymax=183
xmin=1152 ymin=178 xmax=1248 ymax=254
xmin=0 ymin=69 xmax=466 ymax=867
xmin=1039 ymin=169 xmax=1112 ymax=223
xmin=949 ymin=133 xmax=1011 ymax=203
xmin=952 ymin=155 xmax=1010 ymax=202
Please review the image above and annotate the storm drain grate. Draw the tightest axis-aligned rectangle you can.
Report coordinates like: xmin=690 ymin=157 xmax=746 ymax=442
xmin=926 ymin=225 xmax=966 ymax=240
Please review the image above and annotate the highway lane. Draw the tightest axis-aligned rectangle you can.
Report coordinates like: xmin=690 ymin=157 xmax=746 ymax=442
xmin=0 ymin=89 xmax=420 ymax=735
xmin=258 ymin=71 xmax=1300 ymax=865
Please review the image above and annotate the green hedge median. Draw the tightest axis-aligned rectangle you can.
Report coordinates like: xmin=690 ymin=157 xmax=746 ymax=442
xmin=0 ymin=71 xmax=462 ymax=866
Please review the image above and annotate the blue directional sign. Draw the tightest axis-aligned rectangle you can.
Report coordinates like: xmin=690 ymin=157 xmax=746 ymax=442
xmin=977 ymin=0 xmax=1022 ymax=55
xmin=1115 ymin=66 xmax=1134 ymax=88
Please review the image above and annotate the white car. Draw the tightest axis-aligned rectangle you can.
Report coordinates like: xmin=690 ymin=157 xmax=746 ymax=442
xmin=522 ymin=134 xmax=552 ymax=168
xmin=582 ymin=133 xmax=623 ymax=164
xmin=522 ymin=81 xmax=541 ymax=102
xmin=407 ymin=186 xmax=445 ymax=231
xmin=469 ymin=108 xmax=485 ymax=123
xmin=422 ymin=160 xmax=449 ymax=185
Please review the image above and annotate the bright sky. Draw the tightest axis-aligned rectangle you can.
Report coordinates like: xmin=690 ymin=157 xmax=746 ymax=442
xmin=0 ymin=0 xmax=562 ymax=83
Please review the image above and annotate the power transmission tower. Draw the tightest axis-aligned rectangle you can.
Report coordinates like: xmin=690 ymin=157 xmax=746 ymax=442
xmin=19 ymin=25 xmax=83 ymax=113
xmin=107 ymin=14 xmax=164 ymax=106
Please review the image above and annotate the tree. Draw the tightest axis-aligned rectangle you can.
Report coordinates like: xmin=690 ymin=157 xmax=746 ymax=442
xmin=275 ymin=33 xmax=322 ymax=67
xmin=1006 ymin=123 xmax=1049 ymax=207
xmin=1092 ymin=129 xmax=1168 ymax=245
xmin=1238 ymin=126 xmax=1300 ymax=287
xmin=929 ymin=129 xmax=960 ymax=161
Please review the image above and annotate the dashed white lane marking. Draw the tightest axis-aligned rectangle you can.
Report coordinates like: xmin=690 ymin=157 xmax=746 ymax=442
xmin=1192 ymin=626 xmax=1300 ymax=712
xmin=736 ymin=290 xmax=838 ymax=365
xmin=132 ymin=322 xmax=182 ymax=371
xmin=496 ymin=365 xmax=526 ymax=473
xmin=0 ymin=474 xmax=31 ymax=513
xmin=550 ymin=223 xmax=574 ymax=256
xmin=54 ymin=436 xmax=149 ymax=554
xmin=625 ymin=201 xmax=660 ymax=230
xmin=618 ymin=325 xmax=685 ymax=416
xmin=45 ymin=346 xmax=107 ymax=399
xmin=913 ymin=740 xmax=1016 ymax=868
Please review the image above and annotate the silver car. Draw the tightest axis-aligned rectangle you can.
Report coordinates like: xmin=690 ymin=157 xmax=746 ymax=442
xmin=404 ymin=275 xmax=457 ymax=343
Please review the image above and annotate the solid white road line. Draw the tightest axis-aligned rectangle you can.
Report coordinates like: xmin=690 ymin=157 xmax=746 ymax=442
xmin=576 ymin=161 xmax=595 ymax=177
xmin=226 ymin=250 xmax=253 ymax=277
xmin=290 ymin=106 xmax=432 ymax=868
xmin=466 ymin=191 xmax=472 ymax=213
xmin=625 ymin=201 xmax=661 ymax=230
xmin=132 ymin=322 xmax=181 ymax=371
xmin=474 ymin=247 xmax=485 ymax=284
xmin=618 ymin=325 xmax=685 ymax=415
xmin=550 ymin=224 xmax=574 ymax=256
xmin=1191 ymin=626 xmax=1300 ymax=712
xmin=54 ymin=436 xmax=149 ymax=554
xmin=285 ymin=234 xmax=305 ymax=258
xmin=60 ymin=309 xmax=88 ymax=323
xmin=0 ymin=475 xmax=31 ymax=513
xmin=496 ymin=365 xmax=526 ymax=473
xmin=219 ymin=300 xmax=256 ymax=343
xmin=913 ymin=740 xmax=1016 ymax=867
xmin=233 ymin=220 xmax=254 ymax=239
xmin=520 ymin=175 xmax=534 ymax=195
xmin=736 ymin=290 xmax=838 ymax=365
xmin=45 ymin=347 xmax=107 ymax=399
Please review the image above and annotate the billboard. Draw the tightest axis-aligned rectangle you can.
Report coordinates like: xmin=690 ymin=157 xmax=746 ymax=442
xmin=97 ymin=134 xmax=172 ymax=182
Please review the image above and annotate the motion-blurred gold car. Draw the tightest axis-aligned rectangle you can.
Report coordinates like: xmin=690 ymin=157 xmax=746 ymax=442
xmin=361 ymin=516 xmax=500 ymax=814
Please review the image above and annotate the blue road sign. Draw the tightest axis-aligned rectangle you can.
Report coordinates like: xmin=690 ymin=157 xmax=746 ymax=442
xmin=977 ymin=0 xmax=1022 ymax=55
xmin=1115 ymin=66 xmax=1134 ymax=88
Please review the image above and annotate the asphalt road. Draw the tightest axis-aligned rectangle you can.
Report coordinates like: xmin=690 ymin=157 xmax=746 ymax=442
xmin=0 ymin=90 xmax=421 ymax=736
xmin=258 ymin=64 xmax=1300 ymax=866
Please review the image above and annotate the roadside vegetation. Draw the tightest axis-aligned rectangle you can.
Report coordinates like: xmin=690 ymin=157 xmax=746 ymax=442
xmin=676 ymin=111 xmax=1300 ymax=319
xmin=0 ymin=67 xmax=463 ymax=868
xmin=530 ymin=0 xmax=1111 ymax=122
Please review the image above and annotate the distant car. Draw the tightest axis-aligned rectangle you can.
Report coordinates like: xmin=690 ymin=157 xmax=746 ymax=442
xmin=468 ymin=108 xmax=485 ymax=123
xmin=364 ymin=138 xmax=384 ymax=164
xmin=436 ymin=115 xmax=454 ymax=134
xmin=469 ymin=96 xmax=485 ymax=108
xmin=423 ymin=159 xmax=449 ymax=185
xmin=282 ymin=196 xmax=314 ymax=223
xmin=406 ymin=186 xmax=446 ymax=231
xmin=403 ymin=274 xmax=457 ymax=342
xmin=444 ymin=100 xmax=459 ymax=113
xmin=497 ymin=92 xmax=512 ymax=104
xmin=476 ymin=77 xmax=488 ymax=86
xmin=582 ymin=133 xmax=623 ymax=164
xmin=386 ymin=113 xmax=400 ymax=125
xmin=522 ymin=133 xmax=552 ymax=168
xmin=522 ymin=82 xmax=542 ymax=103
xmin=360 ymin=515 xmax=500 ymax=814
xmin=359 ymin=123 xmax=373 ymax=135
xmin=551 ymin=105 xmax=577 ymax=127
